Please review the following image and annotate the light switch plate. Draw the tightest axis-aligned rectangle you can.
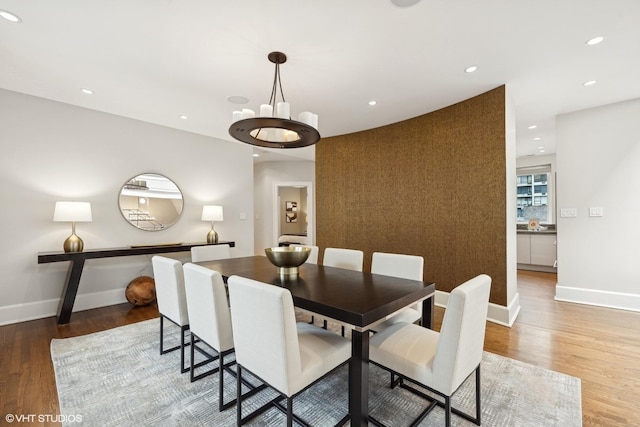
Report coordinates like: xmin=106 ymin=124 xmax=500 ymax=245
xmin=589 ymin=207 xmax=604 ymax=217
xmin=560 ymin=208 xmax=578 ymax=218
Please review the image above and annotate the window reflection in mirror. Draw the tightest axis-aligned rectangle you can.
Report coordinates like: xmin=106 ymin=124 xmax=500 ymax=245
xmin=118 ymin=173 xmax=183 ymax=231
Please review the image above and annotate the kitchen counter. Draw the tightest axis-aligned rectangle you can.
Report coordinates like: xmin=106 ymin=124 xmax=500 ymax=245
xmin=517 ymin=229 xmax=557 ymax=234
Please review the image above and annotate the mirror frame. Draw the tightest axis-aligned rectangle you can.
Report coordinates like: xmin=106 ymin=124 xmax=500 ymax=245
xmin=118 ymin=173 xmax=184 ymax=231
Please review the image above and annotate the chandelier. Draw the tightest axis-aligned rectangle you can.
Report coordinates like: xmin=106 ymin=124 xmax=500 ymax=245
xmin=228 ymin=52 xmax=320 ymax=148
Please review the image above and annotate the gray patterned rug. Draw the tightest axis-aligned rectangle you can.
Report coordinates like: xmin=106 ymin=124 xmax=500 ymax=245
xmin=51 ymin=319 xmax=582 ymax=426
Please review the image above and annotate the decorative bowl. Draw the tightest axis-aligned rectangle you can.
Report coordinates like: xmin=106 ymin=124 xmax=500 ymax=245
xmin=265 ymin=246 xmax=311 ymax=277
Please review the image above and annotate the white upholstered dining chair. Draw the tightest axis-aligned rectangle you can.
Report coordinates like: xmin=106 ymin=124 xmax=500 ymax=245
xmin=321 ymin=247 xmax=364 ymax=333
xmin=370 ymin=252 xmax=424 ymax=332
xmin=322 ymin=247 xmax=364 ymax=271
xmin=151 ymin=255 xmax=190 ymax=373
xmin=183 ymin=263 xmax=234 ymax=407
xmin=369 ymin=274 xmax=491 ymax=427
xmin=183 ymin=263 xmax=265 ymax=410
xmin=228 ymin=275 xmax=352 ymax=426
xmin=190 ymin=243 xmax=231 ymax=263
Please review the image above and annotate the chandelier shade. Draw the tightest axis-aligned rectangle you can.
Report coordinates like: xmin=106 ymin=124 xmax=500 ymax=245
xmin=229 ymin=52 xmax=320 ymax=148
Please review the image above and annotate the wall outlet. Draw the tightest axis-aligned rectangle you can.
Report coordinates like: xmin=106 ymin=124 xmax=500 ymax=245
xmin=560 ymin=208 xmax=578 ymax=218
xmin=589 ymin=207 xmax=604 ymax=217
xmin=239 ymin=212 xmax=247 ymax=220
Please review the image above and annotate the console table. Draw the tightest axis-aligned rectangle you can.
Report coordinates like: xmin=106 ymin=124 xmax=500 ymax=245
xmin=37 ymin=241 xmax=235 ymax=324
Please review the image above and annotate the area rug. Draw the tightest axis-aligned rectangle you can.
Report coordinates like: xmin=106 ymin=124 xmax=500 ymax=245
xmin=51 ymin=319 xmax=582 ymax=426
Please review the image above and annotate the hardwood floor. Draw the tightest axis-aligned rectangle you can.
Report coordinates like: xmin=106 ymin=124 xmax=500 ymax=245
xmin=1 ymin=271 xmax=639 ymax=426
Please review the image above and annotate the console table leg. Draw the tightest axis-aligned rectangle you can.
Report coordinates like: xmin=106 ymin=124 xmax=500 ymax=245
xmin=56 ymin=258 xmax=85 ymax=324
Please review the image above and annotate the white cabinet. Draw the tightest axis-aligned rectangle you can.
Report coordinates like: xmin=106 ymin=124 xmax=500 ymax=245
xmin=517 ymin=234 xmax=531 ymax=264
xmin=530 ymin=234 xmax=557 ymax=266
xmin=517 ymin=232 xmax=557 ymax=270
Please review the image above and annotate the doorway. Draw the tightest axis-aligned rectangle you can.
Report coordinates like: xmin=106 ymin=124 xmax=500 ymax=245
xmin=272 ymin=181 xmax=314 ymax=247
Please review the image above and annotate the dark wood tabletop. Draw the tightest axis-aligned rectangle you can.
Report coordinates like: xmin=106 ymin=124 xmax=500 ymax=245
xmin=196 ymin=255 xmax=435 ymax=331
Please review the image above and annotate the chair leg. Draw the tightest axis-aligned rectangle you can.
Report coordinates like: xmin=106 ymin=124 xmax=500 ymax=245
xmin=180 ymin=325 xmax=189 ymax=373
xmin=159 ymin=315 xmax=181 ymax=355
xmin=237 ymin=365 xmax=243 ymax=426
xmin=287 ymin=396 xmax=293 ymax=427
xmin=189 ymin=332 xmax=196 ymax=382
xmin=444 ymin=395 xmax=451 ymax=427
xmin=475 ymin=365 xmax=481 ymax=425
xmin=159 ymin=316 xmax=163 ymax=355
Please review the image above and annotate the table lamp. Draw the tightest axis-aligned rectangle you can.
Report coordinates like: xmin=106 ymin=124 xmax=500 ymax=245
xmin=53 ymin=201 xmax=92 ymax=252
xmin=202 ymin=205 xmax=223 ymax=244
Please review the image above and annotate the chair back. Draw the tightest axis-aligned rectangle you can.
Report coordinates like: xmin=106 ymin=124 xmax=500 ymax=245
xmin=228 ymin=275 xmax=301 ymax=395
xmin=432 ymin=274 xmax=491 ymax=395
xmin=323 ymin=247 xmax=364 ymax=271
xmin=371 ymin=252 xmax=424 ymax=281
xmin=151 ymin=256 xmax=189 ymax=326
xmin=190 ymin=244 xmax=231 ymax=262
xmin=290 ymin=244 xmax=319 ymax=264
xmin=183 ymin=263 xmax=234 ymax=352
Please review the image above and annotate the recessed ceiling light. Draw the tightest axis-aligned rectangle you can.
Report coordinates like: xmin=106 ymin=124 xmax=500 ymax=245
xmin=81 ymin=88 xmax=94 ymax=95
xmin=583 ymin=80 xmax=597 ymax=86
xmin=179 ymin=115 xmax=188 ymax=120
xmin=539 ymin=149 xmax=546 ymax=153
xmin=528 ymin=125 xmax=537 ymax=130
xmin=253 ymin=153 xmax=260 ymax=157
xmin=227 ymin=96 xmax=249 ymax=105
xmin=368 ymin=100 xmax=377 ymax=106
xmin=0 ymin=9 xmax=22 ymax=23
xmin=464 ymin=65 xmax=478 ymax=73
xmin=533 ymin=137 xmax=542 ymax=141
xmin=586 ymin=36 xmax=605 ymax=46
xmin=538 ymin=146 xmax=545 ymax=150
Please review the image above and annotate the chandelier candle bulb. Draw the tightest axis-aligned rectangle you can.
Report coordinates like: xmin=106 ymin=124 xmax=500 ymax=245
xmin=241 ymin=108 xmax=255 ymax=119
xmin=232 ymin=111 xmax=243 ymax=122
xmin=311 ymin=114 xmax=318 ymax=129
xmin=299 ymin=111 xmax=313 ymax=126
xmin=276 ymin=102 xmax=290 ymax=119
xmin=260 ymin=104 xmax=273 ymax=117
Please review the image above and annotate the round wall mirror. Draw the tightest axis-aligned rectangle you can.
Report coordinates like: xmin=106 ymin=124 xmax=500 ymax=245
xmin=118 ymin=173 xmax=184 ymax=231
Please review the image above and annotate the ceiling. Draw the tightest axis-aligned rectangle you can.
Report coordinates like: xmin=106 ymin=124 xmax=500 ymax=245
xmin=1 ymin=1 xmax=639 ymax=163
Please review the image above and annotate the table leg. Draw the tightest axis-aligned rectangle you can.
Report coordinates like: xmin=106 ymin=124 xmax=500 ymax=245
xmin=349 ymin=329 xmax=370 ymax=426
xmin=422 ymin=296 xmax=434 ymax=329
xmin=56 ymin=258 xmax=85 ymax=324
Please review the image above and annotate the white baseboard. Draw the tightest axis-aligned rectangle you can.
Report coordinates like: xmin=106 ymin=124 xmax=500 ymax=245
xmin=555 ymin=285 xmax=640 ymax=313
xmin=0 ymin=288 xmax=128 ymax=326
xmin=435 ymin=290 xmax=521 ymax=327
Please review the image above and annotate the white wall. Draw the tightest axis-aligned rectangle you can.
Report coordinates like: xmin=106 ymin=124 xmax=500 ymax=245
xmin=253 ymin=161 xmax=315 ymax=253
xmin=0 ymin=89 xmax=255 ymax=325
xmin=555 ymin=98 xmax=640 ymax=312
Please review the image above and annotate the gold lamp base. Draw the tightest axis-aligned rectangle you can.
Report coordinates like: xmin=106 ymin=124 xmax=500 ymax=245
xmin=63 ymin=232 xmax=84 ymax=252
xmin=206 ymin=227 xmax=219 ymax=244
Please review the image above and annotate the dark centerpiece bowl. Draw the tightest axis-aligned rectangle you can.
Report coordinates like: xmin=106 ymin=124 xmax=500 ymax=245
xmin=265 ymin=246 xmax=311 ymax=277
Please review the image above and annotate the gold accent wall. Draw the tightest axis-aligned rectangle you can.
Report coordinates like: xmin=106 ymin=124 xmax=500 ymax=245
xmin=316 ymin=86 xmax=508 ymax=306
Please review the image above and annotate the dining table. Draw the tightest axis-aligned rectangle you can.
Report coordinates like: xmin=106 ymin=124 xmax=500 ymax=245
xmin=196 ymin=255 xmax=436 ymax=426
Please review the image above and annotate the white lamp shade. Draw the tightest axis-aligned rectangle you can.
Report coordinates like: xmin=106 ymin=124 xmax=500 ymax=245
xmin=53 ymin=201 xmax=92 ymax=222
xmin=202 ymin=205 xmax=223 ymax=222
